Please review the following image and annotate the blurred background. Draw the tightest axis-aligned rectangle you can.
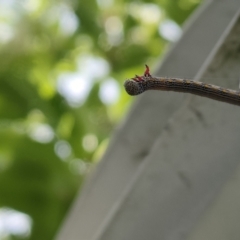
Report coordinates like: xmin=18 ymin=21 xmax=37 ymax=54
xmin=0 ymin=0 xmax=201 ymax=239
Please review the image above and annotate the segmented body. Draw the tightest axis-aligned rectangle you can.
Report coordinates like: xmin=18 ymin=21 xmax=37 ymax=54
xmin=124 ymin=77 xmax=240 ymax=106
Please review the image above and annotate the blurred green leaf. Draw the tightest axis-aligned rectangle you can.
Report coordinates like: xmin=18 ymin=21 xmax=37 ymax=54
xmin=0 ymin=0 xmax=201 ymax=239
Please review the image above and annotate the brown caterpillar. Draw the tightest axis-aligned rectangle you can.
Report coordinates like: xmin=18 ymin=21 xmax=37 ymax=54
xmin=124 ymin=65 xmax=240 ymax=106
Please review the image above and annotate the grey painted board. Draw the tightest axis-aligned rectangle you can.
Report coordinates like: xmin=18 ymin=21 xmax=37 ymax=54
xmin=56 ymin=0 xmax=240 ymax=239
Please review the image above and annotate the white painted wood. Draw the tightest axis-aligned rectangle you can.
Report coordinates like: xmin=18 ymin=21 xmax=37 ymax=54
xmin=56 ymin=1 xmax=240 ymax=239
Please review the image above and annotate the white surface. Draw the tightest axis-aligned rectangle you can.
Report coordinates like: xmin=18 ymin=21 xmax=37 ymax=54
xmin=56 ymin=0 xmax=240 ymax=239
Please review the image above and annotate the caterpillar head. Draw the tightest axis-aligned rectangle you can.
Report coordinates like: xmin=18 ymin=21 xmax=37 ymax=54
xmin=124 ymin=79 xmax=144 ymax=96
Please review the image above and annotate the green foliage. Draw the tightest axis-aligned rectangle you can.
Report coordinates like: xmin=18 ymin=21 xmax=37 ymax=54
xmin=0 ymin=0 xmax=201 ymax=239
